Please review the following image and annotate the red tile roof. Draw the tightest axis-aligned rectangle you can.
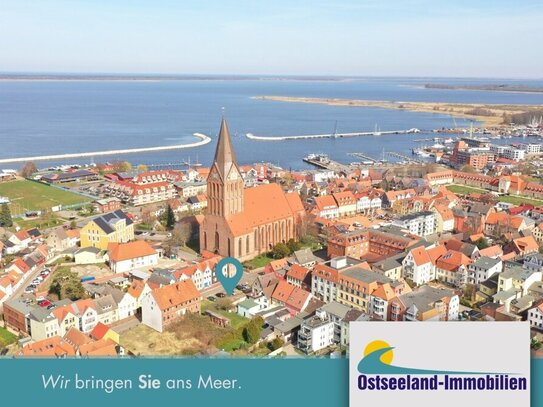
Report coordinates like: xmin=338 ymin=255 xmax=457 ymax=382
xmin=108 ymin=240 xmax=157 ymax=262
xmin=151 ymin=280 xmax=201 ymax=311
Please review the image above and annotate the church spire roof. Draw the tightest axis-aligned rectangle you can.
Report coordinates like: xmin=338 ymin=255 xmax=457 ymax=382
xmin=212 ymin=117 xmax=238 ymax=178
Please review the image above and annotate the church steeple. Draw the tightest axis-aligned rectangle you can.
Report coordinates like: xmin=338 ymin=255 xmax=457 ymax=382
xmin=212 ymin=117 xmax=238 ymax=180
xmin=207 ymin=117 xmax=244 ymax=218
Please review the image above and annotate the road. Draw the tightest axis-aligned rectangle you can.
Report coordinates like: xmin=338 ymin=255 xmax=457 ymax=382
xmin=201 ymin=269 xmax=259 ymax=297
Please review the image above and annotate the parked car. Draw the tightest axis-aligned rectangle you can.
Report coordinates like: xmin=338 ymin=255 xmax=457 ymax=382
xmin=207 ymin=296 xmax=216 ymax=302
xmin=216 ymin=292 xmax=226 ymax=298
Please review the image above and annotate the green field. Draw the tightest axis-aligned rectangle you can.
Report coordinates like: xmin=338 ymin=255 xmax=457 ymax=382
xmin=243 ymin=254 xmax=274 ymax=269
xmin=0 ymin=179 xmax=91 ymax=213
xmin=202 ymin=300 xmax=250 ymax=329
xmin=0 ymin=327 xmax=17 ymax=347
xmin=446 ymin=184 xmax=543 ymax=206
xmin=445 ymin=184 xmax=488 ymax=195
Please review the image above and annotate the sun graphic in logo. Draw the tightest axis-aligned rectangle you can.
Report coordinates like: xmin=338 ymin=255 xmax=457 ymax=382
xmin=364 ymin=340 xmax=394 ymax=365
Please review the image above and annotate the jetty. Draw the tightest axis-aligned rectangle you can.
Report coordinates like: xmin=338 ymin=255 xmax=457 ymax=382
xmin=303 ymin=154 xmax=352 ymax=172
xmin=0 ymin=133 xmax=211 ymax=164
xmin=246 ymin=128 xmax=420 ymax=141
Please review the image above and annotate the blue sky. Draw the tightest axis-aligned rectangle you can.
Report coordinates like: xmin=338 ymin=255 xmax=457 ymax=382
xmin=1 ymin=0 xmax=542 ymax=77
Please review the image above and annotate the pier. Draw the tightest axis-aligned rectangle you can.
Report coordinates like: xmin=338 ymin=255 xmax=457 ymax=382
xmin=303 ymin=156 xmax=352 ymax=172
xmin=386 ymin=151 xmax=424 ymax=164
xmin=347 ymin=152 xmax=380 ymax=163
xmin=0 ymin=133 xmax=211 ymax=164
xmin=246 ymin=128 xmax=420 ymax=141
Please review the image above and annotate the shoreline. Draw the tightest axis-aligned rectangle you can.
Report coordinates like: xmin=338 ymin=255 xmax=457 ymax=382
xmin=253 ymin=96 xmax=543 ymax=128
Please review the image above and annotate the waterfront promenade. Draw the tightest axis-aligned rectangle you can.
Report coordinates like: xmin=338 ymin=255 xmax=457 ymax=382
xmin=0 ymin=133 xmax=211 ymax=164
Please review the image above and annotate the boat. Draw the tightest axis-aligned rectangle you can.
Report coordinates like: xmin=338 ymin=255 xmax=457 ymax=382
xmin=373 ymin=124 xmax=381 ymax=136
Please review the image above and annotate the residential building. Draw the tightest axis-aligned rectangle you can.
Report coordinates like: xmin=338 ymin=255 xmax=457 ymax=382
xmin=528 ymin=303 xmax=543 ymax=331
xmin=174 ymin=255 xmax=221 ymax=290
xmin=333 ymin=191 xmax=357 ymax=217
xmin=327 ymin=227 xmax=419 ymax=260
xmin=313 ymin=195 xmax=339 ymax=219
xmin=402 ymin=245 xmax=435 ymax=286
xmin=142 ymin=280 xmax=201 ymax=332
xmin=107 ymin=240 xmax=159 ymax=273
xmin=93 ymin=197 xmax=122 ymax=213
xmin=297 ymin=310 xmax=335 ymax=354
xmin=337 ymin=267 xmax=393 ymax=313
xmin=494 ymin=263 xmax=542 ymax=312
xmin=435 ymin=250 xmax=472 ymax=287
xmin=311 ymin=256 xmax=361 ymax=302
xmin=390 ymin=286 xmax=459 ymax=321
xmin=80 ymin=210 xmax=134 ymax=250
xmin=392 ymin=211 xmax=436 ymax=237
xmin=468 ymin=256 xmax=503 ymax=286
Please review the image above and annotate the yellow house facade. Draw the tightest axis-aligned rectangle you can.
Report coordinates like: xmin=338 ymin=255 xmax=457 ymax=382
xmin=80 ymin=210 xmax=135 ymax=250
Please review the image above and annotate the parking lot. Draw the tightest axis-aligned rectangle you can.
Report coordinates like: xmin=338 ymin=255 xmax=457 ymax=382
xmin=22 ymin=267 xmax=52 ymax=296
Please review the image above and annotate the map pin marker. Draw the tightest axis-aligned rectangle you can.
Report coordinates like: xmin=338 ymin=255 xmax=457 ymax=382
xmin=216 ymin=257 xmax=244 ymax=296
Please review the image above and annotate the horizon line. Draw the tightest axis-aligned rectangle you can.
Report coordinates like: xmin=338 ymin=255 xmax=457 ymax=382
xmin=1 ymin=71 xmax=542 ymax=81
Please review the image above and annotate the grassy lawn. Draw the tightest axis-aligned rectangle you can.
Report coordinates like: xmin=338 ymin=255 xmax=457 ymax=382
xmin=0 ymin=327 xmax=17 ymax=347
xmin=202 ymin=300 xmax=250 ymax=330
xmin=243 ymin=254 xmax=274 ymax=269
xmin=446 ymin=184 xmax=543 ymax=206
xmin=496 ymin=195 xmax=543 ymax=206
xmin=0 ymin=179 xmax=91 ymax=213
xmin=14 ymin=216 xmax=65 ymax=230
xmin=445 ymin=184 xmax=488 ymax=195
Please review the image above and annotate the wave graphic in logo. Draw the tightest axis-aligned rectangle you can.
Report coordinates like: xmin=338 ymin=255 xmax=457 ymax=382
xmin=357 ymin=340 xmax=507 ymax=375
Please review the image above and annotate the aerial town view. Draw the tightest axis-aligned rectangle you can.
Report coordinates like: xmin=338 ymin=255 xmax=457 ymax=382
xmin=1 ymin=1 xmax=543 ymax=361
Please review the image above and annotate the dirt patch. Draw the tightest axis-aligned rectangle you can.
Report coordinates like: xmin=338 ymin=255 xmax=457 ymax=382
xmin=120 ymin=324 xmax=202 ymax=356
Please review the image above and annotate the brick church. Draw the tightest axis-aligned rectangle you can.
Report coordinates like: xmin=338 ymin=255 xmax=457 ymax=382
xmin=200 ymin=118 xmax=305 ymax=262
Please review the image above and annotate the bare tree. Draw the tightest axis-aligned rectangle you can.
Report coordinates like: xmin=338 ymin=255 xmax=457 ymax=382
xmin=20 ymin=161 xmax=37 ymax=178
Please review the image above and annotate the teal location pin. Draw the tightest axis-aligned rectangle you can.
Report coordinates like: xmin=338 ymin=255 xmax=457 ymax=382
xmin=216 ymin=257 xmax=244 ymax=296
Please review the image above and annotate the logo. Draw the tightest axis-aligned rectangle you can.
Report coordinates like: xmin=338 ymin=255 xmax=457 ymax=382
xmin=356 ymin=340 xmax=525 ymax=391
xmin=349 ymin=323 xmax=529 ymax=406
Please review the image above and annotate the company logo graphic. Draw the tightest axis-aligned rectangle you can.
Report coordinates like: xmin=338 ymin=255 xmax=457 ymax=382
xmin=349 ymin=323 xmax=529 ymax=407
xmin=356 ymin=340 xmax=526 ymax=392
xmin=358 ymin=340 xmax=505 ymax=375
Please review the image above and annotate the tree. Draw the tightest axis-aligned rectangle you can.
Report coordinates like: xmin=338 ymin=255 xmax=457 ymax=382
xmin=112 ymin=161 xmax=132 ymax=172
xmin=48 ymin=268 xmax=86 ymax=301
xmin=215 ymin=298 xmax=233 ymax=311
xmin=271 ymin=243 xmax=290 ymax=259
xmin=164 ymin=204 xmax=176 ymax=230
xmin=69 ymin=219 xmax=77 ymax=230
xmin=84 ymin=204 xmax=96 ymax=216
xmin=243 ymin=316 xmax=264 ymax=344
xmin=137 ymin=164 xmax=149 ymax=172
xmin=268 ymin=337 xmax=284 ymax=351
xmin=0 ymin=204 xmax=13 ymax=227
xmin=286 ymin=238 xmax=302 ymax=254
xmin=475 ymin=237 xmax=490 ymax=250
xmin=20 ymin=161 xmax=37 ymax=178
xmin=163 ymin=223 xmax=192 ymax=257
